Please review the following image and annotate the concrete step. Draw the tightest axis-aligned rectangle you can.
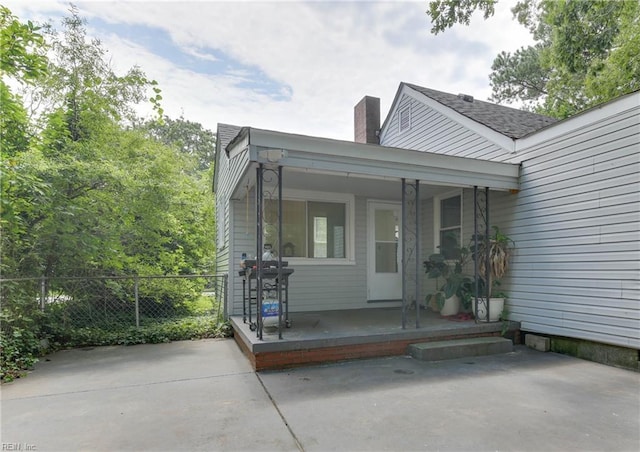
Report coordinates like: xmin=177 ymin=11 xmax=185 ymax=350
xmin=408 ymin=336 xmax=513 ymax=362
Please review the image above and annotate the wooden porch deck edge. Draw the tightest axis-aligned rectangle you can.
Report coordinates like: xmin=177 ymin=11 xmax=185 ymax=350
xmin=230 ymin=316 xmax=521 ymax=371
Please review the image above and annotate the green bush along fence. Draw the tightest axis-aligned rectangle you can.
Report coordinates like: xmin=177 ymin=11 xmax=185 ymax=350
xmin=1 ymin=274 xmax=228 ymax=329
xmin=0 ymin=274 xmax=229 ymax=381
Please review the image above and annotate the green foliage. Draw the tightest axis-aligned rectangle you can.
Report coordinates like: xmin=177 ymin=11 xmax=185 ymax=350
xmin=424 ymin=250 xmax=473 ymax=310
xmin=0 ymin=5 xmax=48 ymax=82
xmin=142 ymin=115 xmax=217 ymax=171
xmin=0 ymin=282 xmax=45 ymax=382
xmin=46 ymin=317 xmax=232 ymax=349
xmin=426 ymin=0 xmax=640 ymax=117
xmin=427 ymin=0 xmax=497 ymax=34
xmin=1 ymin=7 xmax=215 ymax=281
xmin=489 ymin=44 xmax=548 ymax=110
xmin=0 ymin=7 xmax=218 ymax=381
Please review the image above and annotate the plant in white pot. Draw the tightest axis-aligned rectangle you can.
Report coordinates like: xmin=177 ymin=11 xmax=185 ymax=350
xmin=471 ymin=226 xmax=515 ymax=322
xmin=423 ymin=249 xmax=472 ymax=316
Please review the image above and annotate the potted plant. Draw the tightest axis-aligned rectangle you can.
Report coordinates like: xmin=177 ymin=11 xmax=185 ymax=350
xmin=471 ymin=226 xmax=515 ymax=322
xmin=423 ymin=248 xmax=472 ymax=316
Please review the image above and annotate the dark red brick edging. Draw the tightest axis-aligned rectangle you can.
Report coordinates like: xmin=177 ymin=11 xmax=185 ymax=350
xmin=234 ymin=330 xmax=510 ymax=371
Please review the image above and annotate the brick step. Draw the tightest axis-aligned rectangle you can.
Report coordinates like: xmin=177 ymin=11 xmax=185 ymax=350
xmin=408 ymin=337 xmax=513 ymax=362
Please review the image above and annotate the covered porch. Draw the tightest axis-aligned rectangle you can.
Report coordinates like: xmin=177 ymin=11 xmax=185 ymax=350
xmin=231 ymin=308 xmax=520 ymax=370
xmin=224 ymin=127 xmax=520 ymax=362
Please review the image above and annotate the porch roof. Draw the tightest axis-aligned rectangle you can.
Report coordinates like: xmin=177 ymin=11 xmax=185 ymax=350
xmin=227 ymin=127 xmax=520 ymax=192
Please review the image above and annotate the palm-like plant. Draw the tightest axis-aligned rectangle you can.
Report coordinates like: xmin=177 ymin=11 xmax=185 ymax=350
xmin=473 ymin=226 xmax=515 ymax=298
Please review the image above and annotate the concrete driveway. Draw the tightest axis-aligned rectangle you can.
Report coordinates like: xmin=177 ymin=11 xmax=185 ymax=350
xmin=1 ymin=339 xmax=638 ymax=451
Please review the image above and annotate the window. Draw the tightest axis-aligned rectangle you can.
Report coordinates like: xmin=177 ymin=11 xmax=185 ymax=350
xmin=264 ymin=192 xmax=352 ymax=262
xmin=435 ymin=193 xmax=462 ymax=260
xmin=399 ymin=105 xmax=411 ymax=133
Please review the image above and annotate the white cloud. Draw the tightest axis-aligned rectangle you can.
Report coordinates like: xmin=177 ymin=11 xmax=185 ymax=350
xmin=5 ymin=0 xmax=535 ymax=140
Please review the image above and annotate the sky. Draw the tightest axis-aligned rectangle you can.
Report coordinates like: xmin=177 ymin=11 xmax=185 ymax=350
xmin=6 ymin=0 xmax=535 ymax=140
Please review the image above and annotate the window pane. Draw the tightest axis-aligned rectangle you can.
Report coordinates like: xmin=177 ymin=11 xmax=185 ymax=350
xmin=313 ymin=216 xmax=327 ymax=258
xmin=441 ymin=195 xmax=461 ymax=229
xmin=440 ymin=229 xmax=461 ymax=260
xmin=376 ymin=242 xmax=398 ymax=273
xmin=375 ymin=209 xmax=398 ymax=241
xmin=265 ymin=200 xmax=306 ymax=257
xmin=308 ymin=202 xmax=345 ymax=258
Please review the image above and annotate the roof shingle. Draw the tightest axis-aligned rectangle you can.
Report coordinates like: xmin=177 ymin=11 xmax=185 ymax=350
xmin=405 ymin=83 xmax=557 ymax=139
xmin=217 ymin=123 xmax=243 ymax=154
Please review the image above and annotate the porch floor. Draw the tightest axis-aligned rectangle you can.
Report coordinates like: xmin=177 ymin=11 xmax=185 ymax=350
xmin=230 ymin=308 xmax=520 ymax=370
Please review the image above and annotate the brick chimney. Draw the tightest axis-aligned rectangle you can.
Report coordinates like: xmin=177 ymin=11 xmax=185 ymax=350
xmin=354 ymin=96 xmax=380 ymax=144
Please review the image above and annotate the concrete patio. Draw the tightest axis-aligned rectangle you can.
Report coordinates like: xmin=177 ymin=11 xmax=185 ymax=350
xmin=1 ymin=339 xmax=639 ymax=451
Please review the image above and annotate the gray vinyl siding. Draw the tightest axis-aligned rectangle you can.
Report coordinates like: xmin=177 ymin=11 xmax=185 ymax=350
xmin=214 ymin=148 xmax=250 ymax=314
xmin=380 ymin=94 xmax=512 ymax=162
xmin=497 ymin=105 xmax=640 ymax=349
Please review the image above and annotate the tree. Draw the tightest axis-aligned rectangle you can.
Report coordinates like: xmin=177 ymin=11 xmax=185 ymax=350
xmin=426 ymin=0 xmax=640 ymax=118
xmin=0 ymin=6 xmax=50 ymax=275
xmin=1 ymin=6 xmax=217 ymax=379
xmin=142 ymin=115 xmax=217 ymax=172
xmin=1 ymin=6 xmax=214 ymax=280
xmin=427 ymin=0 xmax=497 ymax=34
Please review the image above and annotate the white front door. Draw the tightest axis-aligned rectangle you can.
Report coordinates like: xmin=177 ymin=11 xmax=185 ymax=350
xmin=367 ymin=201 xmax=402 ymax=301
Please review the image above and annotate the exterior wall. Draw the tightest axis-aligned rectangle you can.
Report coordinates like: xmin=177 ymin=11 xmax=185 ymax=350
xmin=496 ymin=105 xmax=640 ymax=349
xmin=214 ymin=149 xmax=249 ymax=313
xmin=229 ymin=186 xmax=476 ymax=316
xmin=380 ymin=93 xmax=512 ymax=162
xmin=229 ymin=192 xmax=369 ymax=315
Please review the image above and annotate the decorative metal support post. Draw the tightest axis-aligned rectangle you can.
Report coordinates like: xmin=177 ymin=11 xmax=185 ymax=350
xmin=277 ymin=165 xmax=283 ymax=340
xmin=401 ymin=179 xmax=420 ymax=329
xmin=401 ymin=179 xmax=407 ymax=329
xmin=256 ymin=164 xmax=264 ymax=339
xmin=473 ymin=186 xmax=491 ymax=322
xmin=473 ymin=186 xmax=479 ymax=321
xmin=484 ymin=186 xmax=490 ymax=322
xmin=414 ymin=181 xmax=420 ymax=329
xmin=256 ymin=163 xmax=284 ymax=340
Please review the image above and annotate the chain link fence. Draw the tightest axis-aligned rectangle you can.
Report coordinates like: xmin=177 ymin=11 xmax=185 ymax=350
xmin=0 ymin=274 xmax=228 ymax=333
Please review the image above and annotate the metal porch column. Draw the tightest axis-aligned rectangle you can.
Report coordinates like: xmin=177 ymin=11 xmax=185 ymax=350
xmin=401 ymin=179 xmax=420 ymax=329
xmin=473 ymin=186 xmax=490 ymax=322
xmin=256 ymin=164 xmax=264 ymax=339
xmin=256 ymin=163 xmax=284 ymax=340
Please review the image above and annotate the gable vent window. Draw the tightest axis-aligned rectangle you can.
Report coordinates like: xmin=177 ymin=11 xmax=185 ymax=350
xmin=399 ymin=105 xmax=411 ymax=133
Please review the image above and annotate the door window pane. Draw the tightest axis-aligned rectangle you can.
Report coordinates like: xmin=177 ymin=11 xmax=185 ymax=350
xmin=375 ymin=209 xmax=398 ymax=273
